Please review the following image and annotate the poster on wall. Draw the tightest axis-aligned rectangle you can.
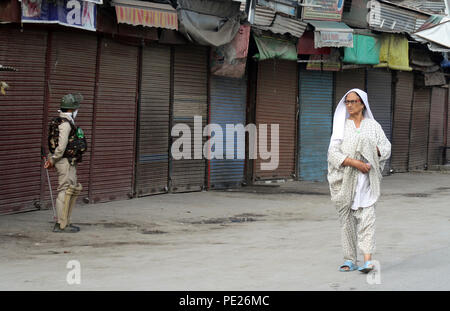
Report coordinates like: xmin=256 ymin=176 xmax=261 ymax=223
xmin=302 ymin=0 xmax=344 ymax=21
xmin=21 ymin=0 xmax=97 ymax=31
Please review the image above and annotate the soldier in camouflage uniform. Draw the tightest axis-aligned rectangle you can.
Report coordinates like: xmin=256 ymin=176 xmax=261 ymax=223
xmin=44 ymin=93 xmax=85 ymax=233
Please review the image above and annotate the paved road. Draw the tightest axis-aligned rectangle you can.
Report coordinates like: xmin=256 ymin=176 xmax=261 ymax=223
xmin=0 ymin=172 xmax=449 ymax=290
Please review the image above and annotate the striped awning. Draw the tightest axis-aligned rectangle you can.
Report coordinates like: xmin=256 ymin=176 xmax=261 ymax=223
xmin=112 ymin=0 xmax=178 ymax=30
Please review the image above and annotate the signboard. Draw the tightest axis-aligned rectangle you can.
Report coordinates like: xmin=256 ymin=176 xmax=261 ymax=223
xmin=21 ymin=0 xmax=96 ymax=31
xmin=315 ymin=30 xmax=353 ymax=48
xmin=302 ymin=0 xmax=344 ymax=21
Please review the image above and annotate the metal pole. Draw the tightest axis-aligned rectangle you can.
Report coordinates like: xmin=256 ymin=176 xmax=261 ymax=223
xmin=46 ymin=167 xmax=57 ymax=221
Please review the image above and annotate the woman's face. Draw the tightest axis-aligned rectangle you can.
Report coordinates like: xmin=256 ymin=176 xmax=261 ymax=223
xmin=345 ymin=92 xmax=365 ymax=117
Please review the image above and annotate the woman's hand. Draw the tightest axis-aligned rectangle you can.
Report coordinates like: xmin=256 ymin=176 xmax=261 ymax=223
xmin=343 ymin=157 xmax=371 ymax=173
xmin=355 ymin=161 xmax=371 ymax=174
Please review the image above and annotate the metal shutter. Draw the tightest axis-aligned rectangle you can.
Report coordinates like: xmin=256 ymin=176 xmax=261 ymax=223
xmin=254 ymin=60 xmax=297 ymax=180
xmin=409 ymin=88 xmax=431 ymax=170
xmin=428 ymin=87 xmax=446 ymax=166
xmin=136 ymin=45 xmax=171 ymax=196
xmin=391 ymin=71 xmax=413 ymax=173
xmin=298 ymin=69 xmax=333 ymax=182
xmin=90 ymin=38 xmax=138 ymax=203
xmin=334 ymin=69 xmax=366 ymax=111
xmin=43 ymin=31 xmax=97 ymax=208
xmin=209 ymin=76 xmax=247 ymax=189
xmin=366 ymin=69 xmax=393 ymax=175
xmin=0 ymin=28 xmax=47 ymax=214
xmin=447 ymin=88 xmax=450 ymax=164
xmin=171 ymin=45 xmax=208 ymax=192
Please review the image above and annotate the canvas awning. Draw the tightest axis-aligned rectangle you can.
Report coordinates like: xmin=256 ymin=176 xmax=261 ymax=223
xmin=414 ymin=17 xmax=450 ymax=49
xmin=176 ymin=0 xmax=242 ymax=47
xmin=112 ymin=0 xmax=178 ymax=30
xmin=253 ymin=33 xmax=297 ymax=61
xmin=306 ymin=20 xmax=353 ymax=48
xmin=343 ymin=34 xmax=380 ymax=65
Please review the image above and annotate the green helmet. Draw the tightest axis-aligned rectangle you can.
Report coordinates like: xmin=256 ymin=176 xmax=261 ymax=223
xmin=60 ymin=93 xmax=83 ymax=110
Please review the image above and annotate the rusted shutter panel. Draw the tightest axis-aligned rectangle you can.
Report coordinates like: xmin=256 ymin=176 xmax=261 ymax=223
xmin=136 ymin=45 xmax=171 ymax=196
xmin=90 ymin=39 xmax=138 ymax=203
xmin=209 ymin=76 xmax=247 ymax=189
xmin=334 ymin=69 xmax=366 ymax=111
xmin=366 ymin=69 xmax=393 ymax=175
xmin=298 ymin=69 xmax=333 ymax=182
xmin=0 ymin=29 xmax=47 ymax=214
xmin=409 ymin=88 xmax=431 ymax=170
xmin=391 ymin=71 xmax=413 ymax=173
xmin=428 ymin=87 xmax=446 ymax=166
xmin=171 ymin=46 xmax=208 ymax=192
xmin=43 ymin=31 xmax=97 ymax=208
xmin=254 ymin=60 xmax=297 ymax=180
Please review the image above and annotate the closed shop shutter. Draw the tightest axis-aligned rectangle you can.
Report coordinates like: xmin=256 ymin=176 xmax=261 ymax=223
xmin=136 ymin=45 xmax=171 ymax=196
xmin=334 ymin=69 xmax=366 ymax=111
xmin=171 ymin=46 xmax=208 ymax=192
xmin=43 ymin=31 xmax=97 ymax=208
xmin=209 ymin=76 xmax=247 ymax=189
xmin=0 ymin=28 xmax=47 ymax=214
xmin=254 ymin=60 xmax=297 ymax=180
xmin=447 ymin=88 xmax=450 ymax=164
xmin=90 ymin=38 xmax=138 ymax=203
xmin=409 ymin=88 xmax=431 ymax=170
xmin=366 ymin=69 xmax=393 ymax=175
xmin=427 ymin=87 xmax=446 ymax=167
xmin=298 ymin=69 xmax=333 ymax=182
xmin=391 ymin=71 xmax=414 ymax=173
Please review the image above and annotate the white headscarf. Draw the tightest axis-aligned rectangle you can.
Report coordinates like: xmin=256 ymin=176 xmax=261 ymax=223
xmin=328 ymin=88 xmax=375 ymax=151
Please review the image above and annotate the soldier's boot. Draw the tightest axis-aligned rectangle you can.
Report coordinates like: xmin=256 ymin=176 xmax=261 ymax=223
xmin=53 ymin=190 xmax=68 ymax=232
xmin=66 ymin=183 xmax=82 ymax=232
xmin=59 ymin=187 xmax=75 ymax=230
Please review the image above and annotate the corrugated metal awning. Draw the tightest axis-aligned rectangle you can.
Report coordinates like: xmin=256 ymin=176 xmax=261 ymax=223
xmin=368 ymin=0 xmax=430 ymax=33
xmin=306 ymin=20 xmax=353 ymax=48
xmin=306 ymin=20 xmax=353 ymax=32
xmin=258 ymin=14 xmax=307 ymax=38
xmin=253 ymin=5 xmax=277 ymax=26
xmin=112 ymin=0 xmax=178 ymax=30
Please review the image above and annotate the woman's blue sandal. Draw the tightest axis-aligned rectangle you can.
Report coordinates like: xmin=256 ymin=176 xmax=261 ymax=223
xmin=358 ymin=261 xmax=374 ymax=273
xmin=339 ymin=260 xmax=358 ymax=272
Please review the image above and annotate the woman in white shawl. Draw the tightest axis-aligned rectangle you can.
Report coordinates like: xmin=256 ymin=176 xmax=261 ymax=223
xmin=327 ymin=89 xmax=391 ymax=273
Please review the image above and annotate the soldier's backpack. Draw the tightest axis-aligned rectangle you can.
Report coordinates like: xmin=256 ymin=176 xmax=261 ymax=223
xmin=48 ymin=117 xmax=87 ymax=165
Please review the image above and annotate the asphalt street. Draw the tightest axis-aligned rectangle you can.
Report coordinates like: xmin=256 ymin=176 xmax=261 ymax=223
xmin=0 ymin=171 xmax=449 ymax=291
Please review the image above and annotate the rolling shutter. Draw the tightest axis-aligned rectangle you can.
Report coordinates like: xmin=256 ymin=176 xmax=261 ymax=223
xmin=447 ymin=88 xmax=450 ymax=164
xmin=391 ymin=71 xmax=413 ymax=173
xmin=409 ymin=87 xmax=431 ymax=170
xmin=0 ymin=28 xmax=47 ymax=214
xmin=171 ymin=45 xmax=208 ymax=192
xmin=254 ymin=60 xmax=297 ymax=180
xmin=43 ymin=31 xmax=97 ymax=208
xmin=90 ymin=38 xmax=138 ymax=203
xmin=209 ymin=76 xmax=247 ymax=189
xmin=136 ymin=45 xmax=171 ymax=196
xmin=366 ymin=69 xmax=393 ymax=175
xmin=427 ymin=87 xmax=446 ymax=167
xmin=298 ymin=69 xmax=333 ymax=182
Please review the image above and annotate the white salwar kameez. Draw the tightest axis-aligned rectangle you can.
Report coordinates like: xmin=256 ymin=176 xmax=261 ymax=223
xmin=327 ymin=89 xmax=391 ymax=264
